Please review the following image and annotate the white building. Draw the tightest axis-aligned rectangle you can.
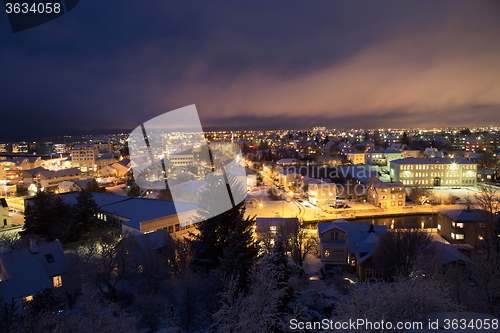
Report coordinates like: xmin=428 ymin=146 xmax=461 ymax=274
xmin=168 ymin=152 xmax=194 ymax=167
xmin=71 ymin=144 xmax=98 ymax=173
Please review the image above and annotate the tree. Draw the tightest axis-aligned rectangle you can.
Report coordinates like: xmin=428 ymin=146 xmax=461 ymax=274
xmin=73 ymin=190 xmax=102 ymax=238
xmin=85 ymin=179 xmax=105 ymax=193
xmin=214 ymin=265 xmax=285 ymax=333
xmin=336 ymin=276 xmax=463 ymax=326
xmin=372 ymin=228 xmax=432 ymax=281
xmin=127 ymin=184 xmax=141 ymax=197
xmin=277 ymin=220 xmax=317 ymax=268
xmin=77 ymin=231 xmax=130 ymax=302
xmin=219 ymin=210 xmax=260 ymax=291
xmin=191 ymin=169 xmax=255 ymax=273
xmin=22 ymin=192 xmax=73 ymax=242
xmin=469 ymin=185 xmax=500 ymax=239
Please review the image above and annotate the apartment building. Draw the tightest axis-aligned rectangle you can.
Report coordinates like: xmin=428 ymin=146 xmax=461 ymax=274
xmin=71 ymin=144 xmax=98 ymax=173
xmin=390 ymin=157 xmax=477 ymax=187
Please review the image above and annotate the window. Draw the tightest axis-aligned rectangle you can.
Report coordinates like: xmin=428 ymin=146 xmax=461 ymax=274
xmin=22 ymin=295 xmax=33 ymax=309
xmin=381 ymin=195 xmax=387 ymax=200
xmin=398 ymin=201 xmax=403 ymax=206
xmin=53 ymin=276 xmax=62 ymax=288
xmin=175 ymin=224 xmax=180 ymax=232
xmin=374 ymin=269 xmax=383 ymax=279
xmin=437 ymin=223 xmax=441 ymax=231
xmin=455 ymin=234 xmax=464 ymax=240
xmin=45 ymin=254 xmax=54 ymax=263
xmin=451 ymin=232 xmax=455 ymax=239
xmin=331 ymin=231 xmax=339 ymax=242
xmin=324 ymin=250 xmax=330 ymax=258
xmin=365 ymin=269 xmax=374 ymax=279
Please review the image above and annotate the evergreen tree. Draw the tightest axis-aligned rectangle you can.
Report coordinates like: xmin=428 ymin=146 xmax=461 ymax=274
xmin=127 ymin=184 xmax=141 ymax=197
xmin=85 ymin=179 xmax=105 ymax=193
xmin=262 ymin=235 xmax=297 ymax=311
xmin=220 ymin=209 xmax=259 ymax=291
xmin=23 ymin=192 xmax=73 ymax=242
xmin=262 ymin=235 xmax=295 ymax=290
xmin=191 ymin=170 xmax=258 ymax=290
xmin=73 ymin=190 xmax=101 ymax=237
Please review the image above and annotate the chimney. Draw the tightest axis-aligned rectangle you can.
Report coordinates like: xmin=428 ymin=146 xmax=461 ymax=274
xmin=368 ymin=224 xmax=375 ymax=233
xmin=29 ymin=238 xmax=38 ymax=254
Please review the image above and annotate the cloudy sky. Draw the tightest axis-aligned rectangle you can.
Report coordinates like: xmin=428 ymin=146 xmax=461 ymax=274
xmin=1 ymin=0 xmax=499 ymax=140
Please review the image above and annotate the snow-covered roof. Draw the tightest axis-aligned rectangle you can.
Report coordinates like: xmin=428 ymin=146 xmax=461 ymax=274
xmin=0 ymin=240 xmax=69 ymax=302
xmin=426 ymin=241 xmax=473 ymax=265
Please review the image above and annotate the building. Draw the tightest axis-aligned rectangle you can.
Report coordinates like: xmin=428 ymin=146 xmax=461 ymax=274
xmin=437 ymin=208 xmax=494 ymax=247
xmin=71 ymin=144 xmax=98 ymax=173
xmin=0 ymin=157 xmax=43 ymax=185
xmin=317 ymin=219 xmax=387 ymax=281
xmin=57 ymin=178 xmax=94 ymax=193
xmin=365 ymin=150 xmax=404 ymax=168
xmin=477 ymin=168 xmax=496 ymax=183
xmin=277 ymin=168 xmax=301 ymax=189
xmin=0 ymin=239 xmax=80 ymax=309
xmin=346 ymin=152 xmax=365 ymax=165
xmin=1 ymin=198 xmax=12 ymax=228
xmin=99 ymin=159 xmax=131 ymax=178
xmin=365 ymin=180 xmax=406 ymax=209
xmin=390 ymin=157 xmax=477 ymax=187
xmin=255 ymin=217 xmax=299 ymax=234
xmin=31 ymin=168 xmax=82 ymax=190
xmin=403 ymin=150 xmax=420 ymax=159
xmin=168 ymin=152 xmax=194 ymax=167
xmin=25 ymin=192 xmax=199 ymax=237
xmin=308 ymin=179 xmax=336 ymax=206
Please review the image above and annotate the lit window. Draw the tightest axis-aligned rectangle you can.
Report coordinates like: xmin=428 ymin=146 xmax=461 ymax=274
xmin=324 ymin=250 xmax=330 ymax=257
xmin=451 ymin=232 xmax=455 ymax=239
xmin=455 ymin=234 xmax=464 ymax=240
xmin=437 ymin=224 xmax=441 ymax=231
xmin=53 ymin=276 xmax=62 ymax=288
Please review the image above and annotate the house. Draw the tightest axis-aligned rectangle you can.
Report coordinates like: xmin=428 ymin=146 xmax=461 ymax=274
xmin=308 ymin=179 xmax=336 ymax=206
xmin=477 ymin=168 xmax=496 ymax=183
xmin=57 ymin=178 xmax=94 ymax=193
xmin=277 ymin=168 xmax=300 ymax=189
xmin=317 ymin=219 xmax=387 ymax=281
xmin=246 ymin=169 xmax=258 ymax=189
xmin=437 ymin=208 xmax=496 ymax=247
xmin=346 ymin=152 xmax=365 ymax=165
xmin=1 ymin=198 xmax=12 ymax=228
xmin=0 ymin=239 xmax=80 ymax=309
xmin=365 ymin=180 xmax=406 ymax=210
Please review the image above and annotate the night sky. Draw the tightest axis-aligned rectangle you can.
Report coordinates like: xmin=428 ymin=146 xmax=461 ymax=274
xmin=1 ymin=0 xmax=500 ymax=141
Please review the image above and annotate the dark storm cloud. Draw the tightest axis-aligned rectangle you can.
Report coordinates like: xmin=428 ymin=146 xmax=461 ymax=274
xmin=1 ymin=0 xmax=499 ymax=140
